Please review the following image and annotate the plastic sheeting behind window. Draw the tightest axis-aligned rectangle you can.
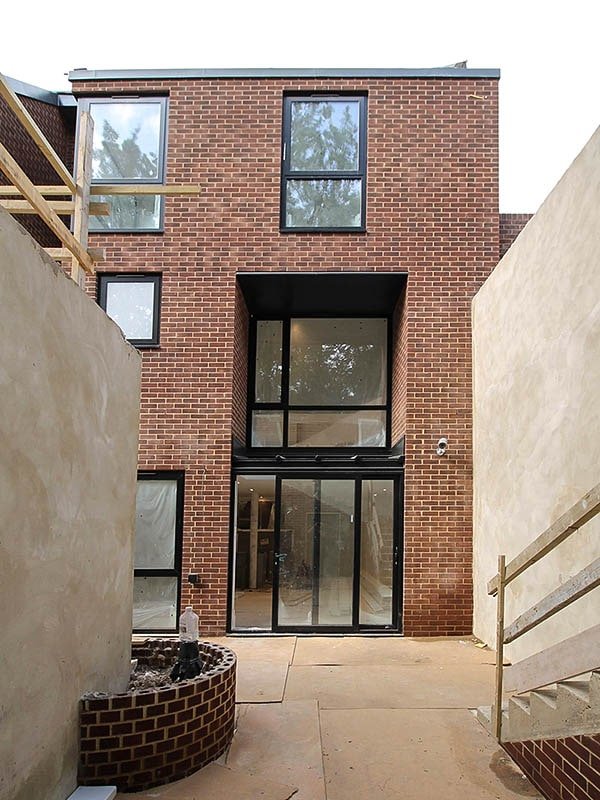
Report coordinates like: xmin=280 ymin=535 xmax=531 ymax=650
xmin=133 ymin=576 xmax=177 ymax=630
xmin=135 ymin=480 xmax=177 ymax=569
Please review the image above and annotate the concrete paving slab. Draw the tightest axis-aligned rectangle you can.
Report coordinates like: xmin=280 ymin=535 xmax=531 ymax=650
xmin=236 ymin=660 xmax=289 ymax=703
xmin=115 ymin=763 xmax=297 ymax=799
xmin=284 ymin=663 xmax=494 ymax=708
xmin=321 ymin=708 xmax=542 ymax=800
xmin=293 ymin=636 xmax=493 ymax=666
xmin=209 ymin=636 xmax=297 ymax=665
xmin=224 ymin=700 xmax=326 ymax=800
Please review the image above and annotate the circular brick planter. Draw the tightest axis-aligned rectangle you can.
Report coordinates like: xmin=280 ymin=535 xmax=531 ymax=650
xmin=79 ymin=640 xmax=236 ymax=792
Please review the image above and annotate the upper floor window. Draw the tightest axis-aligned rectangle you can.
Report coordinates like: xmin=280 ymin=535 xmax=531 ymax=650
xmin=98 ymin=273 xmax=161 ymax=347
xmin=281 ymin=95 xmax=367 ymax=232
xmin=79 ymin=97 xmax=168 ymax=232
xmin=250 ymin=317 xmax=388 ymax=448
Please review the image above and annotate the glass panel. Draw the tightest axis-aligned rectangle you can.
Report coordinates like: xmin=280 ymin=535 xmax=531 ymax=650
xmin=134 ymin=480 xmax=177 ymax=569
xmin=290 ymin=100 xmax=360 ymax=172
xmin=285 ymin=179 xmax=361 ymax=228
xmin=317 ymin=481 xmax=354 ymax=625
xmin=106 ymin=281 xmax=155 ymax=341
xmin=89 ymin=194 xmax=161 ymax=231
xmin=290 ymin=319 xmax=387 ymax=406
xmin=133 ymin=576 xmax=177 ymax=630
xmin=232 ymin=476 xmax=275 ymax=630
xmin=251 ymin=411 xmax=284 ymax=447
xmin=255 ymin=320 xmax=282 ymax=402
xmin=360 ymin=480 xmax=394 ymax=626
xmin=288 ymin=411 xmax=386 ymax=448
xmin=90 ymin=101 xmax=162 ymax=181
xmin=278 ymin=479 xmax=316 ymax=626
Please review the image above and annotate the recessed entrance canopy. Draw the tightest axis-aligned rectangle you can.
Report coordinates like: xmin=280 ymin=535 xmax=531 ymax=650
xmin=237 ymin=272 xmax=407 ymax=316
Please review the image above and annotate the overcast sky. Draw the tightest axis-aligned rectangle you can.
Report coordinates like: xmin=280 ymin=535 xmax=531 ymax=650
xmin=3 ymin=1 xmax=598 ymax=212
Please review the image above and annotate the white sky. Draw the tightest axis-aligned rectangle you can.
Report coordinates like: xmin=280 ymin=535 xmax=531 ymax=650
xmin=3 ymin=0 xmax=598 ymax=212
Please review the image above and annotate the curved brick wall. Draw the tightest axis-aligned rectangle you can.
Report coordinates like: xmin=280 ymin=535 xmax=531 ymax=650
xmin=79 ymin=640 xmax=236 ymax=792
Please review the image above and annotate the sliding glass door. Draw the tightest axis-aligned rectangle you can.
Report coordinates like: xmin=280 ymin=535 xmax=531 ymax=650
xmin=231 ymin=474 xmax=401 ymax=632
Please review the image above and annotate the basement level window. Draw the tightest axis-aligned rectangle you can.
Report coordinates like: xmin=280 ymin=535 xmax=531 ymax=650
xmin=281 ymin=94 xmax=367 ymax=231
xmin=98 ymin=273 xmax=161 ymax=347
xmin=78 ymin=97 xmax=168 ymax=232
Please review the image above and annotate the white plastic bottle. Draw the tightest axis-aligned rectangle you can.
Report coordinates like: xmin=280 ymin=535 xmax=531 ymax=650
xmin=179 ymin=606 xmax=199 ymax=642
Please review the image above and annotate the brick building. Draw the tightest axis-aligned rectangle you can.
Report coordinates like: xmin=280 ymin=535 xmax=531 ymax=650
xmin=2 ymin=67 xmax=530 ymax=637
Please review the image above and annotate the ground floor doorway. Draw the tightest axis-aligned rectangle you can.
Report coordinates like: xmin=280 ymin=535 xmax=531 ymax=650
xmin=231 ymin=474 xmax=402 ymax=632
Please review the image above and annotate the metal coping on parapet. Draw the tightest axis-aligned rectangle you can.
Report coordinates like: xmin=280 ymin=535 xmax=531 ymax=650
xmin=68 ymin=67 xmax=501 ymax=82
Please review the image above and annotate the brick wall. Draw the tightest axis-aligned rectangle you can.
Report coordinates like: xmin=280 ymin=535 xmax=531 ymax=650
xmin=0 ymin=92 xmax=74 ymax=245
xmin=72 ymin=74 xmax=499 ymax=636
xmin=504 ymin=734 xmax=600 ymax=800
xmin=500 ymin=213 xmax=533 ymax=259
xmin=79 ymin=641 xmax=236 ymax=792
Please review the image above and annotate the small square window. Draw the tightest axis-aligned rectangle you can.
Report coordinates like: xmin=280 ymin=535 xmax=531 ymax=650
xmin=78 ymin=97 xmax=168 ymax=232
xmin=98 ymin=274 xmax=161 ymax=347
xmin=281 ymin=95 xmax=367 ymax=231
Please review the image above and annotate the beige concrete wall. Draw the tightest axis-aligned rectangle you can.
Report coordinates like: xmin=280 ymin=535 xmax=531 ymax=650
xmin=472 ymin=127 xmax=600 ymax=661
xmin=0 ymin=209 xmax=141 ymax=800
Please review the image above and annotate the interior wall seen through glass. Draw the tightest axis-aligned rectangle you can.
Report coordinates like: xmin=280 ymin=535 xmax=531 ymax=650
xmin=233 ymin=475 xmax=275 ymax=630
xmin=251 ymin=411 xmax=284 ymax=447
xmin=278 ymin=479 xmax=317 ymax=626
xmin=133 ymin=576 xmax=177 ymax=630
xmin=134 ymin=479 xmax=177 ymax=569
xmin=289 ymin=318 xmax=387 ymax=406
xmin=317 ymin=480 xmax=355 ymax=625
xmin=360 ymin=480 xmax=394 ymax=626
xmin=288 ymin=410 xmax=386 ymax=447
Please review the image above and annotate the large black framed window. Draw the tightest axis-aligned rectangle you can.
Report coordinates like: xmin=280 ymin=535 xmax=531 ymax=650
xmin=133 ymin=472 xmax=184 ymax=633
xmin=97 ymin=273 xmax=161 ymax=347
xmin=78 ymin=96 xmax=168 ymax=232
xmin=248 ymin=317 xmax=389 ymax=448
xmin=280 ymin=95 xmax=367 ymax=231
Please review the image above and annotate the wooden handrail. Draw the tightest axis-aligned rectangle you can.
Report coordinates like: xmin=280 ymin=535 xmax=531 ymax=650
xmin=488 ymin=482 xmax=600 ymax=596
xmin=504 ymin=557 xmax=600 ymax=644
xmin=488 ymin=483 xmax=600 ymax=742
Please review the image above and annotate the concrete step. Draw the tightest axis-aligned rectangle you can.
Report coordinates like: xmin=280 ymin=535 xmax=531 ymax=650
xmin=476 ymin=705 xmax=492 ymax=731
xmin=590 ymin=670 xmax=600 ymax=705
xmin=506 ymin=695 xmax=532 ymax=741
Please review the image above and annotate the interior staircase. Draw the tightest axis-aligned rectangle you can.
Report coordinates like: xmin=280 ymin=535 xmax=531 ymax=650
xmin=478 ymin=670 xmax=600 ymax=742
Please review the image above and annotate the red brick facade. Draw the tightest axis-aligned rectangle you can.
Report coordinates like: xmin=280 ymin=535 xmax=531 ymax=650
xmin=64 ymin=73 xmax=500 ymax=636
xmin=500 ymin=213 xmax=533 ymax=258
xmin=2 ymin=71 xmax=501 ymax=636
xmin=0 ymin=87 xmax=74 ymax=245
xmin=504 ymin=734 xmax=600 ymax=800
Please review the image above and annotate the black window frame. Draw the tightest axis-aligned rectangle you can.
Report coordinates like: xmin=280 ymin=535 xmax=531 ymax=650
xmin=97 ymin=272 xmax=162 ymax=348
xmin=280 ymin=93 xmax=368 ymax=233
xmin=78 ymin=96 xmax=168 ymax=233
xmin=133 ymin=470 xmax=185 ymax=634
xmin=247 ymin=315 xmax=392 ymax=450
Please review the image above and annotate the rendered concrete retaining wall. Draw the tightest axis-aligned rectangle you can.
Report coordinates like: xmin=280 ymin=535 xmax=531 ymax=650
xmin=0 ymin=209 xmax=141 ymax=800
xmin=472 ymin=127 xmax=600 ymax=661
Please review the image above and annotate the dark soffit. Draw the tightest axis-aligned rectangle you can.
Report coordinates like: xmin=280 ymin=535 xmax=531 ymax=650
xmin=237 ymin=272 xmax=407 ymax=316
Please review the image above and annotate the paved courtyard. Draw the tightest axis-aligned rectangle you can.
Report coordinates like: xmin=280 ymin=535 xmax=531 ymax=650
xmin=119 ymin=636 xmax=541 ymax=800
